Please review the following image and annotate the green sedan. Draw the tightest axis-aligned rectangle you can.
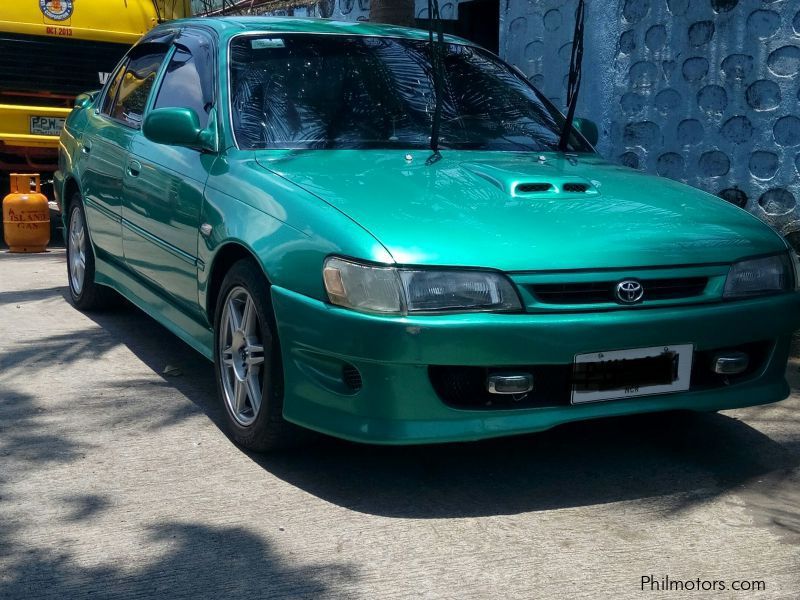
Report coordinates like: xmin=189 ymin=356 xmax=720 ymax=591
xmin=55 ymin=17 xmax=800 ymax=451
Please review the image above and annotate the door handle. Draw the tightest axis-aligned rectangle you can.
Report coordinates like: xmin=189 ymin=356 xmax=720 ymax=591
xmin=127 ymin=160 xmax=142 ymax=177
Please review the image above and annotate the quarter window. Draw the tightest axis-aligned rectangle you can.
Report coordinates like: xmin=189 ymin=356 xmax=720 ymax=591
xmin=100 ymin=61 xmax=127 ymax=116
xmin=110 ymin=45 xmax=168 ymax=128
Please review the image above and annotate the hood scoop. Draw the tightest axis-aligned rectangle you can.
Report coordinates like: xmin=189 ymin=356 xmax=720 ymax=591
xmin=461 ymin=162 xmax=599 ymax=199
xmin=515 ymin=182 xmax=553 ymax=193
xmin=562 ymin=182 xmax=590 ymax=193
xmin=513 ymin=180 xmax=595 ymax=196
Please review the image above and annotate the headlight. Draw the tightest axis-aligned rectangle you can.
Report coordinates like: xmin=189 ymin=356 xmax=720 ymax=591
xmin=322 ymin=257 xmax=522 ymax=314
xmin=791 ymin=251 xmax=800 ymax=291
xmin=323 ymin=259 xmax=402 ymax=313
xmin=723 ymin=253 xmax=794 ymax=298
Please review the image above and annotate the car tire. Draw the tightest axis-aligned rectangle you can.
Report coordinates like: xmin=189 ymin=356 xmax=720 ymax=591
xmin=213 ymin=259 xmax=300 ymax=452
xmin=66 ymin=194 xmax=115 ymax=311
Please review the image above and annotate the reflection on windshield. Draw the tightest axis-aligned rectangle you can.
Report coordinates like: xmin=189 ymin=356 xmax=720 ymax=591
xmin=230 ymin=34 xmax=591 ymax=153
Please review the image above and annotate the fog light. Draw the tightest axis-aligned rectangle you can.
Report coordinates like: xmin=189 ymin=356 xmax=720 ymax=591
xmin=342 ymin=364 xmax=363 ymax=391
xmin=712 ymin=351 xmax=749 ymax=375
xmin=486 ymin=373 xmax=534 ymax=395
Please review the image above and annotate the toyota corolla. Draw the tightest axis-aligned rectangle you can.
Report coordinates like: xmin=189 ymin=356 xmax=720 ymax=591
xmin=55 ymin=17 xmax=800 ymax=451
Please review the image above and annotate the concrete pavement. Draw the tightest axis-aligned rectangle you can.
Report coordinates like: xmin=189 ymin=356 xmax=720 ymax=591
xmin=1 ymin=249 xmax=798 ymax=599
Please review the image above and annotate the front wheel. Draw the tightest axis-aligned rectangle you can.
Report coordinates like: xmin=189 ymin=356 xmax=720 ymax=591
xmin=213 ymin=259 xmax=299 ymax=451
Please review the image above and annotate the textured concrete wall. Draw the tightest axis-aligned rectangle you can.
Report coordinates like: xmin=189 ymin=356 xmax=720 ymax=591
xmin=291 ymin=0 xmax=458 ymax=20
xmin=500 ymin=0 xmax=619 ymax=157
xmin=261 ymin=1 xmax=368 ymax=19
xmin=503 ymin=0 xmax=800 ymax=239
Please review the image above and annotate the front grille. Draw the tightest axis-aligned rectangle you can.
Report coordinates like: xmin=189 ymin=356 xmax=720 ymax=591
xmin=0 ymin=33 xmax=128 ymax=97
xmin=429 ymin=341 xmax=770 ymax=410
xmin=531 ymin=277 xmax=708 ymax=305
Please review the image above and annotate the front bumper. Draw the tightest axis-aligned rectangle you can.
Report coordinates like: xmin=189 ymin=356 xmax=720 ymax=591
xmin=272 ymin=286 xmax=800 ymax=444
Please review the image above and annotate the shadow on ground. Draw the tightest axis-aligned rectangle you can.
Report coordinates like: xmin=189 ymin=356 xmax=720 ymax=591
xmin=3 ymin=289 xmax=800 ymax=597
xmin=0 ymin=520 xmax=354 ymax=599
xmin=60 ymin=300 xmax=800 ymax=524
xmin=1 ymin=358 xmax=355 ymax=600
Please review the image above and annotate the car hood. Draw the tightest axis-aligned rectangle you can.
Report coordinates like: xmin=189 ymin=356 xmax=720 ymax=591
xmin=256 ymin=150 xmax=784 ymax=271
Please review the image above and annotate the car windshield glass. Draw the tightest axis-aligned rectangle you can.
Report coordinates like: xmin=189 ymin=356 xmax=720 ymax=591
xmin=229 ymin=34 xmax=592 ymax=152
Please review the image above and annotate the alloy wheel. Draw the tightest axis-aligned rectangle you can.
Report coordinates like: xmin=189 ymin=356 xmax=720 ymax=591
xmin=218 ymin=286 xmax=265 ymax=426
xmin=68 ymin=207 xmax=86 ymax=295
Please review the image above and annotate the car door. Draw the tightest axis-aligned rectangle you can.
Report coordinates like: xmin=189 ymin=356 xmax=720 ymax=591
xmin=78 ymin=59 xmax=129 ymax=262
xmin=79 ymin=43 xmax=169 ymax=263
xmin=122 ymin=30 xmax=218 ymax=320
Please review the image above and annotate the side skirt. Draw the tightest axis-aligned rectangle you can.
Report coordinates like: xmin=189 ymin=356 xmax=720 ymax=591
xmin=94 ymin=255 xmax=214 ymax=361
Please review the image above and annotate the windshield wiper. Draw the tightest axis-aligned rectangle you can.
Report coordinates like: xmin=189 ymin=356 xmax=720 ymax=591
xmin=426 ymin=0 xmax=445 ymax=165
xmin=557 ymin=0 xmax=585 ymax=152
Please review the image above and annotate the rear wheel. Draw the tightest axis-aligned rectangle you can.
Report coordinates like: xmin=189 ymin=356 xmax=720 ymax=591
xmin=66 ymin=195 xmax=114 ymax=310
xmin=213 ymin=259 xmax=299 ymax=451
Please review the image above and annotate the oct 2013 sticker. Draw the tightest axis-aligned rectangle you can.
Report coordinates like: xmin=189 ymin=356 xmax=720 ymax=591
xmin=40 ymin=0 xmax=74 ymax=21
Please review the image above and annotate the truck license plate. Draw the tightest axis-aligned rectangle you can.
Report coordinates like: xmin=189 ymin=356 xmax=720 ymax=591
xmin=30 ymin=116 xmax=65 ymax=136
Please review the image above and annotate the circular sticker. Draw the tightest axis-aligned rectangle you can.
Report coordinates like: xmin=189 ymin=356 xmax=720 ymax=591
xmin=40 ymin=0 xmax=74 ymax=21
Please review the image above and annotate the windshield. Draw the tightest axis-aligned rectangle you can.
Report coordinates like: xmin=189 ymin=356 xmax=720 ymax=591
xmin=229 ymin=34 xmax=593 ymax=153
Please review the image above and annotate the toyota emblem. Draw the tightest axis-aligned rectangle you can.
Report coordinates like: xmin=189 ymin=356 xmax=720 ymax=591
xmin=615 ymin=280 xmax=644 ymax=304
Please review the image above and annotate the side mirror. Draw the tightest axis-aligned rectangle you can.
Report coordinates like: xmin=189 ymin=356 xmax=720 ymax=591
xmin=143 ymin=107 xmax=209 ymax=149
xmin=573 ymin=118 xmax=599 ymax=147
xmin=74 ymin=91 xmax=98 ymax=109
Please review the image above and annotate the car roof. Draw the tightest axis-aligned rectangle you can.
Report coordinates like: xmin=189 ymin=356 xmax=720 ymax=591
xmin=159 ymin=16 xmax=471 ymax=45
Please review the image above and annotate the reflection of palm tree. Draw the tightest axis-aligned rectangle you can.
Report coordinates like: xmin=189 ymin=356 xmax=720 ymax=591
xmin=367 ymin=38 xmax=439 ymax=143
xmin=440 ymin=46 xmax=563 ymax=150
xmin=230 ymin=36 xmax=578 ymax=152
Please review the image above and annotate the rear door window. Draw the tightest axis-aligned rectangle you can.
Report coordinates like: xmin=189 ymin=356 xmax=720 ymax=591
xmin=99 ymin=61 xmax=127 ymax=116
xmin=110 ymin=44 xmax=169 ymax=128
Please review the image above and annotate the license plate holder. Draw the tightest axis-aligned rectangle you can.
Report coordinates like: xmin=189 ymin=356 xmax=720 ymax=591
xmin=30 ymin=116 xmax=65 ymax=136
xmin=571 ymin=344 xmax=693 ymax=404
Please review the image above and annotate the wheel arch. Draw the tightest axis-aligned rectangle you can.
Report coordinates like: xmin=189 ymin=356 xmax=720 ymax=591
xmin=62 ymin=176 xmax=81 ymax=225
xmin=205 ymin=241 xmax=273 ymax=325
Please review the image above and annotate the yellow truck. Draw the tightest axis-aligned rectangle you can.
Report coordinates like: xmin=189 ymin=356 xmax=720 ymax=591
xmin=0 ymin=1 xmax=190 ymax=176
